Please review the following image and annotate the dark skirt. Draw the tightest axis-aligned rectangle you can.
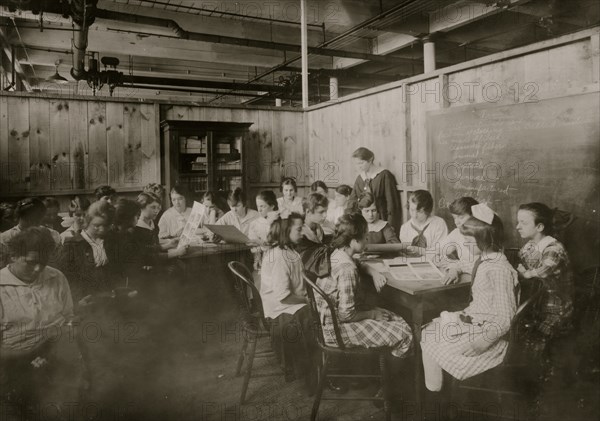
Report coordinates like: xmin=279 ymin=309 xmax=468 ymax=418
xmin=268 ymin=306 xmax=316 ymax=383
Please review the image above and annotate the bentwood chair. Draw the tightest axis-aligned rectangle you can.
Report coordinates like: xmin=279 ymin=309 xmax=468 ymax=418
xmin=302 ymin=272 xmax=395 ymax=421
xmin=227 ymin=261 xmax=282 ymax=405
xmin=451 ymin=278 xmax=545 ymax=419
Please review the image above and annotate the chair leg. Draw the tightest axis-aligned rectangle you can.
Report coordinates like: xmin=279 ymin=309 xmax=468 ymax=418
xmin=240 ymin=337 xmax=257 ymax=405
xmin=235 ymin=336 xmax=249 ymax=377
xmin=311 ymin=353 xmax=328 ymax=421
xmin=379 ymin=354 xmax=391 ymax=421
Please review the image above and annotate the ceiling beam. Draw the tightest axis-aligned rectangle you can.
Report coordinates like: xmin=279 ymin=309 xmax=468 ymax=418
xmin=429 ymin=0 xmax=532 ymax=33
xmin=0 ymin=26 xmax=31 ymax=90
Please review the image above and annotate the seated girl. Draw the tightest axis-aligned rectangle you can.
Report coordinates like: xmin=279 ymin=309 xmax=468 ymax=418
xmin=215 ymin=188 xmax=259 ymax=238
xmin=421 ymin=206 xmax=519 ymax=391
xmin=58 ymin=201 xmax=117 ymax=302
xmin=60 ymin=196 xmax=91 ymax=244
xmin=399 ymin=190 xmax=448 ymax=257
xmin=310 ymin=180 xmax=328 ymax=196
xmin=436 ymin=197 xmax=481 ymax=284
xmin=198 ymin=191 xmax=225 ymax=229
xmin=315 ymin=213 xmax=413 ymax=357
xmin=248 ymin=190 xmax=279 ymax=271
xmin=326 ymin=185 xmax=351 ymax=229
xmin=516 ymin=202 xmax=574 ymax=338
xmin=358 ymin=192 xmax=399 ymax=244
xmin=277 ymin=177 xmax=304 ymax=218
xmin=158 ymin=185 xmax=191 ymax=240
xmin=260 ymin=213 xmax=314 ymax=381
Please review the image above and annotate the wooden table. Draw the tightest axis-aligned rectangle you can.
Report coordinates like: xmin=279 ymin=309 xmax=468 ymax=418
xmin=364 ymin=258 xmax=472 ymax=406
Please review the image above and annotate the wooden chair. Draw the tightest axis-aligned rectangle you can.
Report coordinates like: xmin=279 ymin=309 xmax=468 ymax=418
xmin=227 ymin=261 xmax=282 ymax=405
xmin=302 ymin=272 xmax=394 ymax=421
xmin=451 ymin=278 xmax=545 ymax=419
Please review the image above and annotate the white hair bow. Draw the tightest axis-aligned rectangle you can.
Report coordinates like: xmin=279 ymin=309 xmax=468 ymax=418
xmin=471 ymin=203 xmax=495 ymax=225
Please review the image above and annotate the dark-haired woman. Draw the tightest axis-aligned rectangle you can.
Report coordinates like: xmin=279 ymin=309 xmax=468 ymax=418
xmin=399 ymin=190 xmax=448 ymax=256
xmin=421 ymin=206 xmax=519 ymax=391
xmin=516 ymin=202 xmax=574 ymax=338
xmin=358 ymin=192 xmax=399 ymax=244
xmin=249 ymin=191 xmax=279 ymax=272
xmin=436 ymin=197 xmax=480 ymax=284
xmin=315 ymin=213 xmax=412 ymax=357
xmin=347 ymin=147 xmax=402 ymax=234
xmin=1 ymin=227 xmax=77 ymax=407
xmin=158 ymin=185 xmax=191 ymax=240
xmin=260 ymin=214 xmax=314 ymax=384
xmin=215 ymin=188 xmax=259 ymax=237
xmin=277 ymin=177 xmax=304 ymax=218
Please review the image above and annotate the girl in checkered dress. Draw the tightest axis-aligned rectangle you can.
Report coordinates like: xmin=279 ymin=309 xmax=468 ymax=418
xmin=420 ymin=211 xmax=520 ymax=390
xmin=315 ymin=213 xmax=413 ymax=357
xmin=516 ymin=202 xmax=574 ymax=338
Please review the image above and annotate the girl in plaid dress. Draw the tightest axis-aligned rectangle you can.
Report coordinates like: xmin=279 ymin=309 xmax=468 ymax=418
xmin=516 ymin=202 xmax=574 ymax=338
xmin=315 ymin=213 xmax=413 ymax=357
xmin=421 ymin=211 xmax=520 ymax=390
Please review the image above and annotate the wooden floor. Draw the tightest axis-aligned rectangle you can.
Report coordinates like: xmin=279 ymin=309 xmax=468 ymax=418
xmin=7 ymin=259 xmax=598 ymax=421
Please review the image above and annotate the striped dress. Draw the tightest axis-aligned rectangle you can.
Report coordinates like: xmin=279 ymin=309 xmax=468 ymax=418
xmin=315 ymin=249 xmax=413 ymax=356
xmin=420 ymin=252 xmax=519 ymax=380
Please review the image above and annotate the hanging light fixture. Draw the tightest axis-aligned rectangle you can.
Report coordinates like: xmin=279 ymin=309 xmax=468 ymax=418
xmin=47 ymin=59 xmax=69 ymax=84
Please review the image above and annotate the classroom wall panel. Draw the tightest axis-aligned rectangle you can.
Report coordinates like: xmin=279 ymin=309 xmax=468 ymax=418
xmin=0 ymin=96 xmax=160 ymax=198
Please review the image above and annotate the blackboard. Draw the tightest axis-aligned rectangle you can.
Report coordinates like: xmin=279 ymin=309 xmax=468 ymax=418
xmin=427 ymin=92 xmax=600 ymax=249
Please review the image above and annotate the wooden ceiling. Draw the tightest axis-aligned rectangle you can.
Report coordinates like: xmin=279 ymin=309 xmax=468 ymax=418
xmin=0 ymin=0 xmax=598 ymax=106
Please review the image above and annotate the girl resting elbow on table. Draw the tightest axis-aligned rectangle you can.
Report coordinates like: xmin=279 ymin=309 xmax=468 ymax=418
xmin=248 ymin=190 xmax=279 ymax=271
xmin=158 ymin=185 xmax=191 ymax=241
xmin=260 ymin=213 xmax=315 ymax=382
xmin=358 ymin=192 xmax=399 ymax=245
xmin=315 ymin=213 xmax=413 ymax=358
xmin=399 ymin=190 xmax=448 ymax=257
xmin=215 ymin=188 xmax=259 ymax=238
xmin=420 ymin=205 xmax=519 ymax=392
xmin=436 ymin=197 xmax=481 ymax=285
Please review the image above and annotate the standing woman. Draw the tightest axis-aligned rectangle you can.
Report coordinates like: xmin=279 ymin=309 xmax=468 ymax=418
xmin=516 ymin=202 xmax=574 ymax=339
xmin=158 ymin=185 xmax=191 ymax=240
xmin=347 ymin=147 xmax=402 ymax=235
xmin=277 ymin=177 xmax=304 ymax=219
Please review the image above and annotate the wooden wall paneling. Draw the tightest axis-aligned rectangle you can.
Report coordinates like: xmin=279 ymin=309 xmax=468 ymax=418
xmin=28 ymin=99 xmax=51 ymax=192
xmin=190 ymin=106 xmax=205 ymax=121
xmin=140 ymin=103 xmax=159 ymax=185
xmin=69 ymin=100 xmax=89 ymax=190
xmin=591 ymin=34 xmax=599 ymax=84
xmin=523 ymin=49 xmax=550 ymax=101
xmin=49 ymin=99 xmax=71 ymax=190
xmin=243 ymin=111 xmax=262 ymax=189
xmin=0 ymin=96 xmax=8 ymax=193
xmin=87 ymin=101 xmax=108 ymax=189
xmin=256 ymin=110 xmax=273 ymax=184
xmin=280 ymin=111 xmax=304 ymax=184
xmin=270 ymin=110 xmax=283 ymax=183
xmin=106 ymin=102 xmax=125 ymax=188
xmin=547 ymin=41 xmax=594 ymax=94
xmin=8 ymin=97 xmax=31 ymax=192
xmin=123 ymin=104 xmax=143 ymax=186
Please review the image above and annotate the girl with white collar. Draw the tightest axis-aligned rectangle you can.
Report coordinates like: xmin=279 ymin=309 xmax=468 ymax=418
xmin=358 ymin=192 xmax=399 ymax=244
xmin=516 ymin=202 xmax=574 ymax=338
xmin=347 ymin=147 xmax=402 ymax=234
xmin=421 ymin=205 xmax=519 ymax=391
xmin=399 ymin=190 xmax=448 ymax=257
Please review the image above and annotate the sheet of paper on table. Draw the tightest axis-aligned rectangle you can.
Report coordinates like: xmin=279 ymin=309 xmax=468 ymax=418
xmin=383 ymin=259 xmax=443 ymax=281
xmin=178 ymin=201 xmax=206 ymax=250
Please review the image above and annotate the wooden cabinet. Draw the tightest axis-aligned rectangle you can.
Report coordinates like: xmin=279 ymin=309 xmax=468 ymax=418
xmin=160 ymin=120 xmax=253 ymax=202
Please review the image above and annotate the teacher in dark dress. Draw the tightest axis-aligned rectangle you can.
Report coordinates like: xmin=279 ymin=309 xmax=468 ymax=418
xmin=347 ymin=147 xmax=402 ymax=235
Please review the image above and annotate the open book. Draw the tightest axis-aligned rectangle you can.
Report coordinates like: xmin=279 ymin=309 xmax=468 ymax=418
xmin=382 ymin=259 xmax=444 ymax=281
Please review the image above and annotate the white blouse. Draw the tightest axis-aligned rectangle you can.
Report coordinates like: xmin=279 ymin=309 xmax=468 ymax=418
xmin=260 ymin=247 xmax=306 ymax=319
xmin=80 ymin=230 xmax=108 ymax=267
xmin=158 ymin=207 xmax=191 ymax=239
xmin=277 ymin=196 xmax=304 ymax=216
xmin=216 ymin=209 xmax=260 ymax=237
xmin=399 ymin=215 xmax=448 ymax=254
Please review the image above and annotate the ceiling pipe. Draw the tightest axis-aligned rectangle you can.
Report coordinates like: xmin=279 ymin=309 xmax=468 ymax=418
xmin=94 ymin=9 xmax=406 ymax=64
xmin=70 ymin=0 xmax=98 ymax=81
xmin=121 ymin=75 xmax=283 ymax=93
